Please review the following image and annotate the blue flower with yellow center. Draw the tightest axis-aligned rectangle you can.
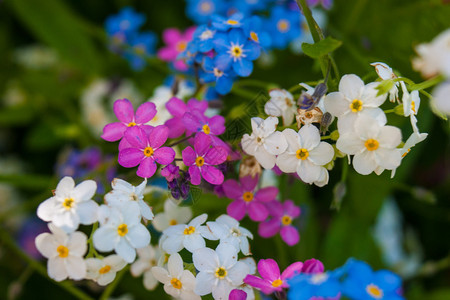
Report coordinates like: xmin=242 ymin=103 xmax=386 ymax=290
xmin=124 ymin=32 xmax=157 ymax=71
xmin=200 ymin=56 xmax=236 ymax=95
xmin=211 ymin=12 xmax=244 ymax=31
xmin=265 ymin=5 xmax=302 ymax=49
xmin=186 ymin=0 xmax=226 ymax=24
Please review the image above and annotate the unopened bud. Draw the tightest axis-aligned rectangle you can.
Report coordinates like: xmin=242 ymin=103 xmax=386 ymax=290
xmin=330 ymin=130 xmax=339 ymax=141
xmin=301 ymin=259 xmax=324 ymax=274
xmin=320 ymin=112 xmax=333 ymax=134
xmin=394 ymin=104 xmax=404 ymax=116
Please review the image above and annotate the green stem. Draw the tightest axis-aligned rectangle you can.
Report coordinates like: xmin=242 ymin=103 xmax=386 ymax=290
xmin=321 ymin=135 xmax=331 ymax=140
xmin=86 ymin=222 xmax=99 ymax=258
xmin=409 ymin=74 xmax=444 ymax=91
xmin=384 ymin=109 xmax=395 ymax=114
xmin=99 ymin=266 xmax=129 ymax=300
xmin=341 ymin=158 xmax=349 ymax=183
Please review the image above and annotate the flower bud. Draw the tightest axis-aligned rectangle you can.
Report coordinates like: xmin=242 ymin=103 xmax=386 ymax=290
xmin=302 ymin=259 xmax=324 ymax=274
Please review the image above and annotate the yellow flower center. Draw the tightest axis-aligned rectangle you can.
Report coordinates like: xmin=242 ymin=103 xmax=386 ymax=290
xmin=169 ymin=219 xmax=178 ymax=226
xmin=171 ymin=277 xmax=182 ymax=289
xmin=250 ymin=31 xmax=259 ymax=42
xmin=202 ymin=124 xmax=211 ymax=134
xmin=272 ymin=279 xmax=283 ymax=287
xmin=195 ymin=156 xmax=205 ymax=167
xmin=99 ymin=265 xmax=111 ymax=274
xmin=281 ymin=215 xmax=292 ymax=226
xmin=366 ymin=284 xmax=383 ymax=299
xmin=226 ymin=19 xmax=239 ymax=25
xmin=296 ymin=148 xmax=309 ymax=160
xmin=364 ymin=139 xmax=379 ymax=151
xmin=277 ymin=20 xmax=290 ymax=32
xmin=176 ymin=41 xmax=187 ymax=52
xmin=128 ymin=122 xmax=136 ymax=127
xmin=183 ymin=226 xmax=196 ymax=235
xmin=350 ymin=99 xmax=363 ymax=112
xmin=117 ymin=224 xmax=128 ymax=237
xmin=243 ymin=191 xmax=254 ymax=202
xmin=231 ymin=46 xmax=243 ymax=58
xmin=57 ymin=245 xmax=69 ymax=258
xmin=144 ymin=147 xmax=154 ymax=157
xmin=215 ymin=267 xmax=227 ymax=279
xmin=63 ymin=198 xmax=74 ymax=210
xmin=411 ymin=101 xmax=416 ymax=114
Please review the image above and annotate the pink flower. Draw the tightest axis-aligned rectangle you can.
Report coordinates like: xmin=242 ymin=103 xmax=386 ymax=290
xmin=157 ymin=27 xmax=196 ymax=71
xmin=223 ymin=176 xmax=278 ymax=222
xmin=182 ymin=132 xmax=227 ymax=185
xmin=118 ymin=126 xmax=175 ymax=178
xmin=165 ymin=97 xmax=208 ymax=139
xmin=244 ymin=258 xmax=303 ymax=294
xmin=302 ymin=258 xmax=324 ymax=274
xmin=258 ymin=200 xmax=301 ymax=246
xmin=229 ymin=289 xmax=247 ymax=300
xmin=160 ymin=164 xmax=180 ymax=182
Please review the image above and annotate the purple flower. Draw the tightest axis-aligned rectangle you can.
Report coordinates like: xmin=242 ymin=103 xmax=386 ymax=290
xmin=182 ymin=132 xmax=227 ymax=185
xmin=157 ymin=27 xmax=196 ymax=71
xmin=302 ymin=259 xmax=325 ymax=274
xmin=222 ymin=175 xmax=278 ymax=222
xmin=118 ymin=126 xmax=175 ymax=178
xmin=165 ymin=97 xmax=208 ymax=139
xmin=161 ymin=164 xmax=180 ymax=182
xmin=183 ymin=109 xmax=226 ymax=137
xmin=258 ymin=200 xmax=301 ymax=246
xmin=244 ymin=258 xmax=303 ymax=294
xmin=229 ymin=289 xmax=247 ymax=300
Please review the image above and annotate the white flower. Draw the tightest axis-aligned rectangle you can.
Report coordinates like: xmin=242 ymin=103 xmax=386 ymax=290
xmin=336 ymin=116 xmax=402 ymax=175
xmin=131 ymin=245 xmax=162 ymax=290
xmin=85 ymin=255 xmax=126 ymax=286
xmin=37 ymin=176 xmax=98 ymax=233
xmin=400 ymin=82 xmax=421 ymax=133
xmin=324 ymin=74 xmax=387 ymax=132
xmin=193 ymin=243 xmax=250 ymax=300
xmin=153 ymin=199 xmax=192 ymax=232
xmin=390 ymin=131 xmax=428 ymax=178
xmin=412 ymin=29 xmax=450 ymax=78
xmin=93 ymin=203 xmax=150 ymax=263
xmin=105 ymin=178 xmax=153 ymax=221
xmin=161 ymin=214 xmax=217 ymax=254
xmin=276 ymin=125 xmax=334 ymax=186
xmin=206 ymin=215 xmax=253 ymax=256
xmin=264 ymin=89 xmax=297 ymax=126
xmin=146 ymin=96 xmax=172 ymax=126
xmin=432 ymin=81 xmax=450 ymax=115
xmin=35 ymin=223 xmax=87 ymax=281
xmin=371 ymin=62 xmax=399 ymax=102
xmin=151 ymin=253 xmax=200 ymax=300
xmin=235 ymin=257 xmax=257 ymax=300
xmin=241 ymin=117 xmax=288 ymax=169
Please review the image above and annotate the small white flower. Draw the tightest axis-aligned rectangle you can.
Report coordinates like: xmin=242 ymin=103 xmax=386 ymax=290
xmin=324 ymin=74 xmax=387 ymax=132
xmin=85 ymin=255 xmax=126 ymax=286
xmin=161 ymin=214 xmax=217 ymax=254
xmin=206 ymin=215 xmax=254 ymax=256
xmin=241 ymin=117 xmax=288 ymax=169
xmin=193 ymin=243 xmax=250 ymax=300
xmin=336 ymin=115 xmax=402 ymax=175
xmin=153 ymin=199 xmax=192 ymax=232
xmin=146 ymin=96 xmax=172 ymax=126
xmin=432 ymin=81 xmax=450 ymax=116
xmin=264 ymin=89 xmax=297 ymax=126
xmin=400 ymin=82 xmax=421 ymax=133
xmin=93 ymin=203 xmax=150 ymax=263
xmin=105 ymin=178 xmax=153 ymax=221
xmin=371 ymin=62 xmax=399 ymax=102
xmin=37 ymin=176 xmax=98 ymax=233
xmin=35 ymin=223 xmax=87 ymax=281
xmin=276 ymin=125 xmax=334 ymax=186
xmin=131 ymin=245 xmax=162 ymax=290
xmin=151 ymin=253 xmax=200 ymax=300
xmin=412 ymin=29 xmax=450 ymax=78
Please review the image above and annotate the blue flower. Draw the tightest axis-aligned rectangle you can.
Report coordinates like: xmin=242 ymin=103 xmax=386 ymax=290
xmin=341 ymin=259 xmax=404 ymax=300
xmin=200 ymin=56 xmax=236 ymax=95
xmin=124 ymin=31 xmax=157 ymax=71
xmin=105 ymin=7 xmax=146 ymax=36
xmin=229 ymin=0 xmax=271 ymax=16
xmin=213 ymin=29 xmax=260 ymax=77
xmin=265 ymin=5 xmax=302 ymax=49
xmin=243 ymin=16 xmax=272 ymax=49
xmin=288 ymin=271 xmax=342 ymax=300
xmin=186 ymin=0 xmax=226 ymax=24
xmin=211 ymin=12 xmax=245 ymax=31
xmin=192 ymin=25 xmax=217 ymax=53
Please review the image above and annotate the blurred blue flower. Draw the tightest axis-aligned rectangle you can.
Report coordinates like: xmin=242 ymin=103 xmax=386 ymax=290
xmin=200 ymin=56 xmax=236 ymax=94
xmin=186 ymin=0 xmax=226 ymax=24
xmin=288 ymin=271 xmax=342 ymax=300
xmin=211 ymin=12 xmax=245 ymax=31
xmin=192 ymin=25 xmax=217 ymax=53
xmin=105 ymin=7 xmax=146 ymax=36
xmin=124 ymin=31 xmax=158 ymax=71
xmin=243 ymin=16 xmax=272 ymax=49
xmin=265 ymin=5 xmax=302 ymax=49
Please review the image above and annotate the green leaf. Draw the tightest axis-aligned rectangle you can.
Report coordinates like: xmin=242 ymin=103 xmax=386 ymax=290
xmin=376 ymin=79 xmax=394 ymax=96
xmin=302 ymin=37 xmax=343 ymax=59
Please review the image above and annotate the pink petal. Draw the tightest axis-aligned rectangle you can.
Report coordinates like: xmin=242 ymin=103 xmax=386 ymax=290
xmin=227 ymin=200 xmax=247 ymax=221
xmin=284 ymin=200 xmax=301 ymax=218
xmin=182 ymin=146 xmax=196 ymax=166
xmin=164 ymin=118 xmax=185 ymax=139
xmin=183 ymin=111 xmax=202 ymax=133
xmin=208 ymin=115 xmax=226 ymax=135
xmin=222 ymin=179 xmax=244 ymax=200
xmin=281 ymin=262 xmax=303 ymax=280
xmin=194 ymin=132 xmax=212 ymax=156
xmin=240 ymin=175 xmax=258 ymax=192
xmin=118 ymin=148 xmax=143 ymax=168
xmin=153 ymin=147 xmax=175 ymax=165
xmin=280 ymin=226 xmax=299 ymax=246
xmin=188 ymin=166 xmax=201 ymax=185
xmin=157 ymin=47 xmax=177 ymax=61
xmin=184 ymin=26 xmax=196 ymax=40
xmin=257 ymin=259 xmax=281 ymax=282
xmin=101 ymin=122 xmax=127 ymax=142
xmin=200 ymin=165 xmax=224 ymax=185
xmin=229 ymin=289 xmax=248 ymax=300
xmin=204 ymin=146 xmax=227 ymax=165
xmin=166 ymin=97 xmax=187 ymax=117
xmin=149 ymin=125 xmax=169 ymax=148
xmin=173 ymin=60 xmax=188 ymax=71
xmin=258 ymin=219 xmax=280 ymax=238
xmin=163 ymin=28 xmax=182 ymax=45
xmin=243 ymin=275 xmax=274 ymax=294
xmin=113 ymin=99 xmax=134 ymax=123
xmin=124 ymin=126 xmax=148 ymax=148
xmin=135 ymin=102 xmax=157 ymax=124
xmin=301 ymin=259 xmax=324 ymax=274
xmin=255 ymin=186 xmax=278 ymax=203
xmin=136 ymin=157 xmax=157 ymax=178
xmin=187 ymin=98 xmax=208 ymax=113
xmin=118 ymin=137 xmax=132 ymax=151
xmin=248 ymin=202 xmax=269 ymax=221
xmin=265 ymin=201 xmax=284 ymax=218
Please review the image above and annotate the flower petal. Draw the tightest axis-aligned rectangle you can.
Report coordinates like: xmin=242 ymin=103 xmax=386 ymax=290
xmin=280 ymin=226 xmax=299 ymax=246
xmin=114 ymin=99 xmax=134 ymax=123
xmin=101 ymin=122 xmax=127 ymax=142
xmin=227 ymin=200 xmax=247 ymax=221
xmin=136 ymin=102 xmax=157 ymax=124
xmin=136 ymin=158 xmax=157 ymax=178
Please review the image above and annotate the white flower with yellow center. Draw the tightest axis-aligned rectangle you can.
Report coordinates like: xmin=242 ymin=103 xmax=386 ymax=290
xmin=264 ymin=89 xmax=297 ymax=126
xmin=151 ymin=253 xmax=200 ymax=300
xmin=276 ymin=125 xmax=334 ymax=186
xmin=336 ymin=116 xmax=402 ymax=175
xmin=35 ymin=223 xmax=87 ymax=281
xmin=400 ymin=82 xmax=421 ymax=133
xmin=37 ymin=176 xmax=98 ymax=233
xmin=104 ymin=178 xmax=153 ymax=221
xmin=193 ymin=243 xmax=250 ymax=300
xmin=85 ymin=255 xmax=126 ymax=286
xmin=206 ymin=215 xmax=253 ymax=256
xmin=131 ymin=245 xmax=162 ymax=290
xmin=153 ymin=199 xmax=192 ymax=232
xmin=93 ymin=203 xmax=150 ymax=263
xmin=371 ymin=62 xmax=399 ymax=102
xmin=324 ymin=74 xmax=387 ymax=132
xmin=241 ymin=117 xmax=288 ymax=169
xmin=161 ymin=214 xmax=217 ymax=254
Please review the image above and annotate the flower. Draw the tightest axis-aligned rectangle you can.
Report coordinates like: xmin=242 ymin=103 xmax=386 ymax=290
xmin=264 ymin=5 xmax=301 ymax=49
xmin=93 ymin=203 xmax=151 ymax=263
xmin=242 ymin=15 xmax=272 ymax=49
xmin=432 ymin=81 xmax=450 ymax=116
xmin=192 ymin=25 xmax=216 ymax=53
xmin=288 ymin=271 xmax=342 ymax=300
xmin=258 ymin=200 xmax=301 ymax=246
xmin=182 ymin=108 xmax=226 ymax=139
xmin=370 ymin=62 xmax=399 ymax=102
xmin=400 ymin=82 xmax=421 ymax=133
xmin=222 ymin=175 xmax=278 ymax=221
xmin=302 ymin=259 xmax=325 ymax=274
xmin=161 ymin=164 xmax=180 ymax=182
xmin=165 ymin=97 xmax=208 ymax=139
xmin=37 ymin=176 xmax=98 ymax=233
xmin=182 ymin=132 xmax=228 ymax=185
xmin=35 ymin=224 xmax=87 ymax=281
xmin=324 ymin=74 xmax=387 ymax=132
xmin=264 ymin=89 xmax=297 ymax=126
xmin=206 ymin=215 xmax=254 ymax=255
xmin=276 ymin=125 xmax=334 ymax=186
xmin=211 ymin=13 xmax=244 ymax=31
xmin=118 ymin=126 xmax=175 ymax=178
xmin=186 ymin=0 xmax=226 ymax=24
xmin=241 ymin=117 xmax=288 ymax=169
xmin=151 ymin=253 xmax=200 ymax=300
xmin=105 ymin=7 xmax=145 ymax=35
xmin=390 ymin=131 xmax=428 ymax=178
xmin=124 ymin=32 xmax=158 ymax=71
xmin=85 ymin=255 xmax=127 ymax=286
xmin=158 ymin=27 xmax=196 ymax=71
xmin=229 ymin=289 xmax=247 ymax=300
xmin=153 ymin=199 xmax=193 ymax=232
xmin=336 ymin=115 xmax=402 ymax=175
xmin=130 ymin=245 xmax=162 ymax=290
xmin=193 ymin=243 xmax=250 ymax=299
xmin=244 ymin=258 xmax=303 ymax=294
xmin=200 ymin=56 xmax=236 ymax=95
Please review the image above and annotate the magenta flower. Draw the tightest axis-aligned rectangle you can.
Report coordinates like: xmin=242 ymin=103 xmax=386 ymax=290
xmin=244 ymin=258 xmax=303 ymax=294
xmin=229 ymin=289 xmax=247 ymax=300
xmin=101 ymin=99 xmax=156 ymax=142
xmin=182 ymin=132 xmax=227 ymax=185
xmin=258 ymin=200 xmax=301 ymax=246
xmin=118 ymin=126 xmax=175 ymax=178
xmin=157 ymin=27 xmax=196 ymax=71
xmin=161 ymin=164 xmax=180 ymax=182
xmin=302 ymin=258 xmax=324 ymax=274
xmin=222 ymin=176 xmax=278 ymax=222
xmin=165 ymin=97 xmax=208 ymax=139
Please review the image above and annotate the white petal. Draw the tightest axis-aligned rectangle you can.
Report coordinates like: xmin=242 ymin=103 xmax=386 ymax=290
xmin=127 ymin=224 xmax=151 ymax=249
xmin=93 ymin=227 xmax=117 ymax=252
xmin=194 ymin=272 xmax=215 ymax=296
xmin=189 ymin=214 xmax=207 ymax=228
xmin=55 ymin=177 xmax=75 ymax=197
xmin=264 ymin=131 xmax=287 ymax=155
xmin=151 ymin=266 xmax=170 ymax=284
xmin=193 ymin=247 xmax=219 ymax=272
xmin=71 ymin=180 xmax=97 ymax=202
xmin=66 ymin=256 xmax=87 ymax=280
xmin=67 ymin=231 xmax=87 ymax=257
xmin=35 ymin=232 xmax=58 ymax=258
xmin=282 ymin=128 xmax=301 ymax=151
xmin=48 ymin=257 xmax=68 ymax=281
xmin=308 ymin=142 xmax=334 ymax=166
xmin=377 ymin=126 xmax=402 ymax=149
xmin=324 ymin=92 xmax=348 ymax=117
xmin=216 ymin=215 xmax=239 ymax=228
xmin=37 ymin=198 xmax=57 ymax=222
xmin=152 ymin=213 xmax=170 ymax=232
xmin=276 ymin=153 xmax=298 ymax=173
xmin=339 ymin=74 xmax=364 ymax=100
xmin=361 ymin=82 xmax=386 ymax=107
xmin=76 ymin=201 xmax=98 ymax=225
xmin=297 ymin=160 xmax=322 ymax=184
xmin=254 ymin=148 xmax=276 ymax=169
xmin=299 ymin=124 xmax=321 ymax=150
xmin=162 ymin=235 xmax=184 ymax=254
xmin=139 ymin=200 xmax=154 ymax=220
xmin=122 ymin=202 xmax=141 ymax=225
xmin=212 ymin=278 xmax=233 ymax=300
xmin=375 ymin=148 xmax=402 ymax=170
xmin=261 ymin=117 xmax=278 ymax=135
xmin=164 ymin=284 xmax=181 ymax=298
xmin=241 ymin=135 xmax=257 ymax=156
xmin=105 ymin=255 xmax=127 ymax=271
xmin=207 ymin=221 xmax=228 ymax=239
xmin=115 ymin=238 xmax=136 ymax=263
xmin=227 ymin=261 xmax=249 ymax=285
xmin=336 ymin=134 xmax=364 ymax=155
xmin=180 ymin=269 xmax=196 ymax=291
xmin=216 ymin=243 xmax=239 ymax=269
xmin=264 ymin=101 xmax=282 ymax=117
xmin=143 ymin=271 xmax=159 ymax=290
xmin=168 ymin=253 xmax=184 ymax=278
xmin=239 ymin=236 xmax=251 ymax=255
xmin=97 ymin=272 xmax=116 ymax=286
xmin=183 ymin=234 xmax=206 ymax=253
xmin=353 ymin=151 xmax=377 ymax=175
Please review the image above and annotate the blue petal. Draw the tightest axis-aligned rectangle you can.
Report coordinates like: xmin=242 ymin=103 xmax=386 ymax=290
xmin=232 ymin=58 xmax=253 ymax=77
xmin=215 ymin=53 xmax=233 ymax=70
